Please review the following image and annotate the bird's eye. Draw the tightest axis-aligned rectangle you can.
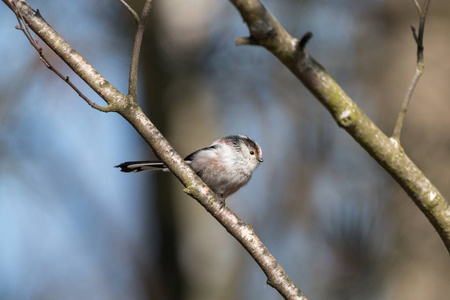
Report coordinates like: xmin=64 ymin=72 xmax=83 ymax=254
xmin=250 ymin=150 xmax=255 ymax=155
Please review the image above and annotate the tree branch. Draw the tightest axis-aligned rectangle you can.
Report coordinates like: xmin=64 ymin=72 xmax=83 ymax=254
xmin=119 ymin=107 xmax=307 ymax=300
xmin=4 ymin=0 xmax=125 ymax=111
xmin=119 ymin=0 xmax=139 ymax=24
xmin=392 ymin=0 xmax=430 ymax=141
xmin=3 ymin=1 xmax=307 ymax=298
xmin=228 ymin=0 xmax=450 ymax=253
xmin=10 ymin=2 xmax=112 ymax=112
xmin=127 ymin=0 xmax=153 ymax=99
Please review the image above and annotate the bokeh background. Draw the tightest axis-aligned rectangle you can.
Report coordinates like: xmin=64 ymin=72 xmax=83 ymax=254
xmin=1 ymin=0 xmax=450 ymax=299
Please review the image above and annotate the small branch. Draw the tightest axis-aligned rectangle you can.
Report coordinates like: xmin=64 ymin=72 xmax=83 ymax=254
xmin=392 ymin=67 xmax=423 ymax=141
xmin=298 ymin=32 xmax=313 ymax=51
xmin=11 ymin=2 xmax=112 ymax=112
xmin=5 ymin=0 xmax=124 ymax=107
xmin=119 ymin=0 xmax=139 ymax=24
xmin=128 ymin=0 xmax=153 ymax=99
xmin=235 ymin=36 xmax=257 ymax=46
xmin=413 ymin=0 xmax=423 ymax=16
xmin=62 ymin=76 xmax=115 ymax=112
xmin=392 ymin=0 xmax=430 ymax=141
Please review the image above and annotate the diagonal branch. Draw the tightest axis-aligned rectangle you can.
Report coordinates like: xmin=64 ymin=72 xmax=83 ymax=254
xmin=228 ymin=0 xmax=450 ymax=253
xmin=4 ymin=1 xmax=307 ymax=298
xmin=120 ymin=108 xmax=308 ymax=300
xmin=392 ymin=0 xmax=431 ymax=141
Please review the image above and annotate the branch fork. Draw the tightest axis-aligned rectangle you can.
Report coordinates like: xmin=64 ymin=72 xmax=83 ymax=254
xmin=4 ymin=1 xmax=450 ymax=300
xmin=392 ymin=0 xmax=430 ymax=141
xmin=228 ymin=0 xmax=450 ymax=256
xmin=4 ymin=1 xmax=306 ymax=299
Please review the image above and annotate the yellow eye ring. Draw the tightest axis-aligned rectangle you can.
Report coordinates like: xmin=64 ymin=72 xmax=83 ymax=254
xmin=250 ymin=150 xmax=255 ymax=155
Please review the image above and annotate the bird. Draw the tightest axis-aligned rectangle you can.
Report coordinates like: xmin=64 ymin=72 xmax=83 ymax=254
xmin=115 ymin=135 xmax=263 ymax=204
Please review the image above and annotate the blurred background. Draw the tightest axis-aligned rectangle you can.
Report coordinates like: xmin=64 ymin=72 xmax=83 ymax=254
xmin=1 ymin=0 xmax=450 ymax=299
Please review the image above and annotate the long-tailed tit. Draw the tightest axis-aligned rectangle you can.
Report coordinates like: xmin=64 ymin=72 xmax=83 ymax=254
xmin=115 ymin=135 xmax=263 ymax=204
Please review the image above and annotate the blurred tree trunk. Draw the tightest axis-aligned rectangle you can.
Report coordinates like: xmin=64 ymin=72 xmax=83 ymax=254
xmin=126 ymin=1 xmax=185 ymax=299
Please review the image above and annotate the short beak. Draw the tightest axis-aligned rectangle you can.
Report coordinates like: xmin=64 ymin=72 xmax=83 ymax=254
xmin=257 ymin=158 xmax=264 ymax=163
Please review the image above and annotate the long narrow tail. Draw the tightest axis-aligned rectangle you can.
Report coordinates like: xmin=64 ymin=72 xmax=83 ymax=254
xmin=115 ymin=161 xmax=167 ymax=172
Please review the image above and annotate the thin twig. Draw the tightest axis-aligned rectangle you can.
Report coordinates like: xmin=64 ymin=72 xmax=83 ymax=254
xmin=127 ymin=0 xmax=153 ymax=99
xmin=413 ymin=0 xmax=423 ymax=15
xmin=119 ymin=0 xmax=139 ymax=24
xmin=392 ymin=0 xmax=431 ymax=141
xmin=11 ymin=1 xmax=112 ymax=112
xmin=235 ymin=36 xmax=257 ymax=46
xmin=298 ymin=32 xmax=313 ymax=50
